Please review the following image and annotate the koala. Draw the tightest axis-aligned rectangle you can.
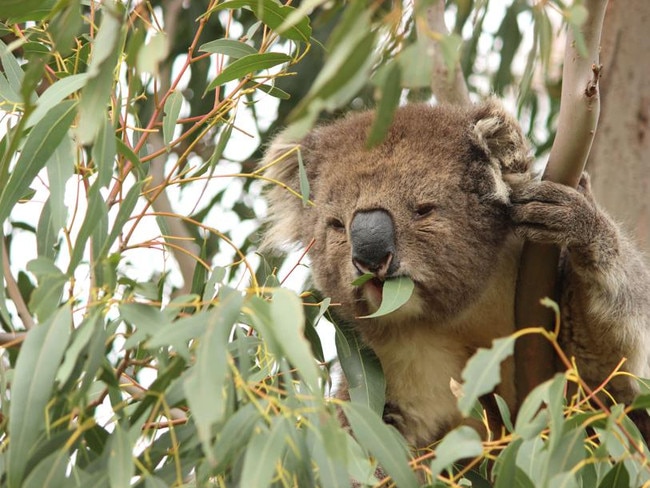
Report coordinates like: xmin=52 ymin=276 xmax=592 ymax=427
xmin=260 ymin=100 xmax=650 ymax=448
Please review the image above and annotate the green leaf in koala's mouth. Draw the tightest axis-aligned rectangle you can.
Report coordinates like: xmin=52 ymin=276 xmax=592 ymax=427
xmin=351 ymin=273 xmax=374 ymax=286
xmin=359 ymin=276 xmax=415 ymax=319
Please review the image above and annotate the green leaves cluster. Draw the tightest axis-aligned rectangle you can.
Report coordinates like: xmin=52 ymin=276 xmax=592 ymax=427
xmin=438 ymin=335 xmax=650 ymax=487
xmin=0 ymin=1 xmax=421 ymax=486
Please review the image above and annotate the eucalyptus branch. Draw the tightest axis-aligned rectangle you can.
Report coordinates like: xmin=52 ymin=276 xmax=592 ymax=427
xmin=119 ymin=375 xmax=187 ymax=422
xmin=414 ymin=0 xmax=470 ymax=105
xmin=147 ymin=132 xmax=200 ymax=296
xmin=0 ymin=331 xmax=26 ymax=346
xmin=514 ymin=0 xmax=609 ymax=405
xmin=2 ymin=237 xmax=34 ymax=330
xmin=133 ymin=0 xmax=198 ymax=296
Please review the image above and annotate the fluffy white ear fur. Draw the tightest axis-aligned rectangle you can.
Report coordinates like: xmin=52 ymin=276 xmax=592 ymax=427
xmin=471 ymin=100 xmax=533 ymax=202
xmin=258 ymin=137 xmax=307 ymax=251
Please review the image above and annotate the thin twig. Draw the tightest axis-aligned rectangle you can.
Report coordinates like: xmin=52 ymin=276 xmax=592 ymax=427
xmin=0 ymin=331 xmax=26 ymax=346
xmin=1 ymin=237 xmax=34 ymax=330
xmin=119 ymin=374 xmax=187 ymax=421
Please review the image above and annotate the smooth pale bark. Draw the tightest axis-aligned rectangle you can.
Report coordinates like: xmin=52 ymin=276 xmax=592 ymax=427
xmin=586 ymin=0 xmax=650 ymax=262
xmin=415 ymin=0 xmax=470 ymax=106
xmin=146 ymin=0 xmax=199 ymax=297
xmin=514 ymin=0 xmax=609 ymax=405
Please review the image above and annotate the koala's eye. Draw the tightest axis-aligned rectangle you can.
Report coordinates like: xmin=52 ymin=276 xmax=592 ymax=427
xmin=414 ymin=203 xmax=436 ymax=219
xmin=327 ymin=218 xmax=346 ymax=232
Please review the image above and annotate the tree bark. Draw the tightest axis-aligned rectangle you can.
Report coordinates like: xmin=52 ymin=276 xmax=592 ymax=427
xmin=586 ymin=1 xmax=650 ymax=262
xmin=514 ymin=0 xmax=608 ymax=406
xmin=415 ymin=0 xmax=470 ymax=106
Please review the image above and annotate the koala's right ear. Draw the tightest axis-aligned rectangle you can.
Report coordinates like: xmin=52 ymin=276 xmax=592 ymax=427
xmin=469 ymin=100 xmax=534 ymax=202
xmin=258 ymin=132 xmax=316 ymax=250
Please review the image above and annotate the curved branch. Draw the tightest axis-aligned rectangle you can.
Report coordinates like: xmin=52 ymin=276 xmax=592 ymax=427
xmin=514 ymin=0 xmax=609 ymax=406
xmin=2 ymin=237 xmax=34 ymax=330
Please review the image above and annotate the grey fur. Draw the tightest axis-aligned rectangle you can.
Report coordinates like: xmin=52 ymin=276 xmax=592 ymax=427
xmin=260 ymin=100 xmax=650 ymax=447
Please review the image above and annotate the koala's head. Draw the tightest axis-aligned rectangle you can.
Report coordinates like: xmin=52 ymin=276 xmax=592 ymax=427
xmin=261 ymin=100 xmax=532 ymax=324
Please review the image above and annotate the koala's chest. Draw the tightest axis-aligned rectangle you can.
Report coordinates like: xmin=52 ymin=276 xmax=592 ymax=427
xmin=374 ymin=326 xmax=517 ymax=447
xmin=366 ymin=245 xmax=521 ymax=446
xmin=375 ymin=333 xmax=473 ymax=445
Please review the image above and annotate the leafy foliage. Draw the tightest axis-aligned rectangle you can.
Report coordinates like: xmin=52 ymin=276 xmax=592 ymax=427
xmin=0 ymin=1 xmax=647 ymax=487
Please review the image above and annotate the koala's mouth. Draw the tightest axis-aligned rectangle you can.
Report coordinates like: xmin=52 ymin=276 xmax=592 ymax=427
xmin=357 ymin=275 xmax=421 ymax=320
xmin=362 ymin=277 xmax=384 ymax=307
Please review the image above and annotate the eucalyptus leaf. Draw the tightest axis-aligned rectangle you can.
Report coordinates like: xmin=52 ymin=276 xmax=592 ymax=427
xmin=430 ymin=426 xmax=483 ymax=478
xmin=92 ymin=116 xmax=116 ymax=188
xmin=55 ymin=314 xmax=100 ymax=386
xmin=214 ymin=0 xmax=312 ymax=42
xmin=199 ymin=39 xmax=257 ymax=58
xmin=49 ymin=0 xmax=82 ymax=58
xmin=458 ymin=335 xmax=515 ymax=416
xmin=162 ymin=90 xmax=183 ymax=146
xmin=516 ymin=436 xmax=548 ymax=485
xmin=77 ymin=1 xmax=124 ymax=144
xmin=145 ymin=313 xmax=207 ymax=360
xmin=514 ymin=378 xmax=551 ymax=439
xmin=398 ymin=40 xmax=433 ymax=89
xmin=67 ymin=182 xmax=106 ymax=274
xmin=342 ymin=403 xmax=418 ymax=488
xmin=335 ymin=323 xmax=385 ymax=416
xmin=269 ymin=288 xmax=321 ymax=395
xmin=240 ymin=417 xmax=288 ymax=488
xmin=0 ymin=39 xmax=24 ymax=98
xmin=184 ymin=290 xmax=243 ymax=458
xmin=7 ymin=305 xmax=72 ymax=488
xmin=36 ymin=199 xmax=59 ymax=260
xmin=546 ymin=427 xmax=586 ymax=481
xmin=205 ymin=52 xmax=292 ymax=93
xmin=136 ymin=31 xmax=168 ymax=75
xmin=27 ymin=74 xmax=88 ymax=128
xmin=101 ymin=180 xmax=145 ymax=258
xmin=309 ymin=415 xmax=350 ymax=488
xmin=28 ymin=270 xmax=67 ymax=322
xmin=45 ymin=134 xmax=73 ymax=230
xmin=360 ymin=276 xmax=414 ymax=319
xmin=248 ymin=81 xmax=291 ymax=99
xmin=21 ymin=449 xmax=69 ymax=488
xmin=0 ymin=100 xmax=76 ymax=225
xmin=107 ymin=423 xmax=133 ymax=488
xmin=493 ymin=438 xmax=535 ymax=488
xmin=598 ymin=463 xmax=630 ymax=488
xmin=2 ymin=0 xmax=56 ymax=21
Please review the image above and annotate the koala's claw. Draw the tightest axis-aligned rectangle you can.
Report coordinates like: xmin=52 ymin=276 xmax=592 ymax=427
xmin=509 ymin=178 xmax=598 ymax=248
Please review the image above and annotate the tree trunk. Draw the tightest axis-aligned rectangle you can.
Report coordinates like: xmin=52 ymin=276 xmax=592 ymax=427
xmin=587 ymin=1 xmax=650 ymax=261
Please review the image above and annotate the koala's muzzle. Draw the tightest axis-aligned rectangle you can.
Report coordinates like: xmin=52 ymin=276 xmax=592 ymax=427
xmin=350 ymin=210 xmax=398 ymax=279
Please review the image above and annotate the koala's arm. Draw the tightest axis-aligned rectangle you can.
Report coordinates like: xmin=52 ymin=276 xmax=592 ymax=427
xmin=510 ymin=174 xmax=650 ymax=399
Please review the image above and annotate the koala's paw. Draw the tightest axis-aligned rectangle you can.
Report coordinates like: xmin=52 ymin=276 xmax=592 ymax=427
xmin=382 ymin=402 xmax=407 ymax=431
xmin=509 ymin=174 xmax=601 ymax=249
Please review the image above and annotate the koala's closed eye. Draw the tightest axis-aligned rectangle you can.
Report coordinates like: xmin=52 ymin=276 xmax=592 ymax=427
xmin=327 ymin=217 xmax=346 ymax=231
xmin=414 ymin=203 xmax=436 ymax=219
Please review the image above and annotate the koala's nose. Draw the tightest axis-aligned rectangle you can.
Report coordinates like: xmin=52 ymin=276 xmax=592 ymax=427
xmin=350 ymin=209 xmax=398 ymax=278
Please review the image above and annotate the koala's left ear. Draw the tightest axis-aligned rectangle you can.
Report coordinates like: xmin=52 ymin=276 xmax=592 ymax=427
xmin=470 ymin=99 xmax=532 ymax=175
xmin=258 ymin=130 xmax=317 ymax=251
